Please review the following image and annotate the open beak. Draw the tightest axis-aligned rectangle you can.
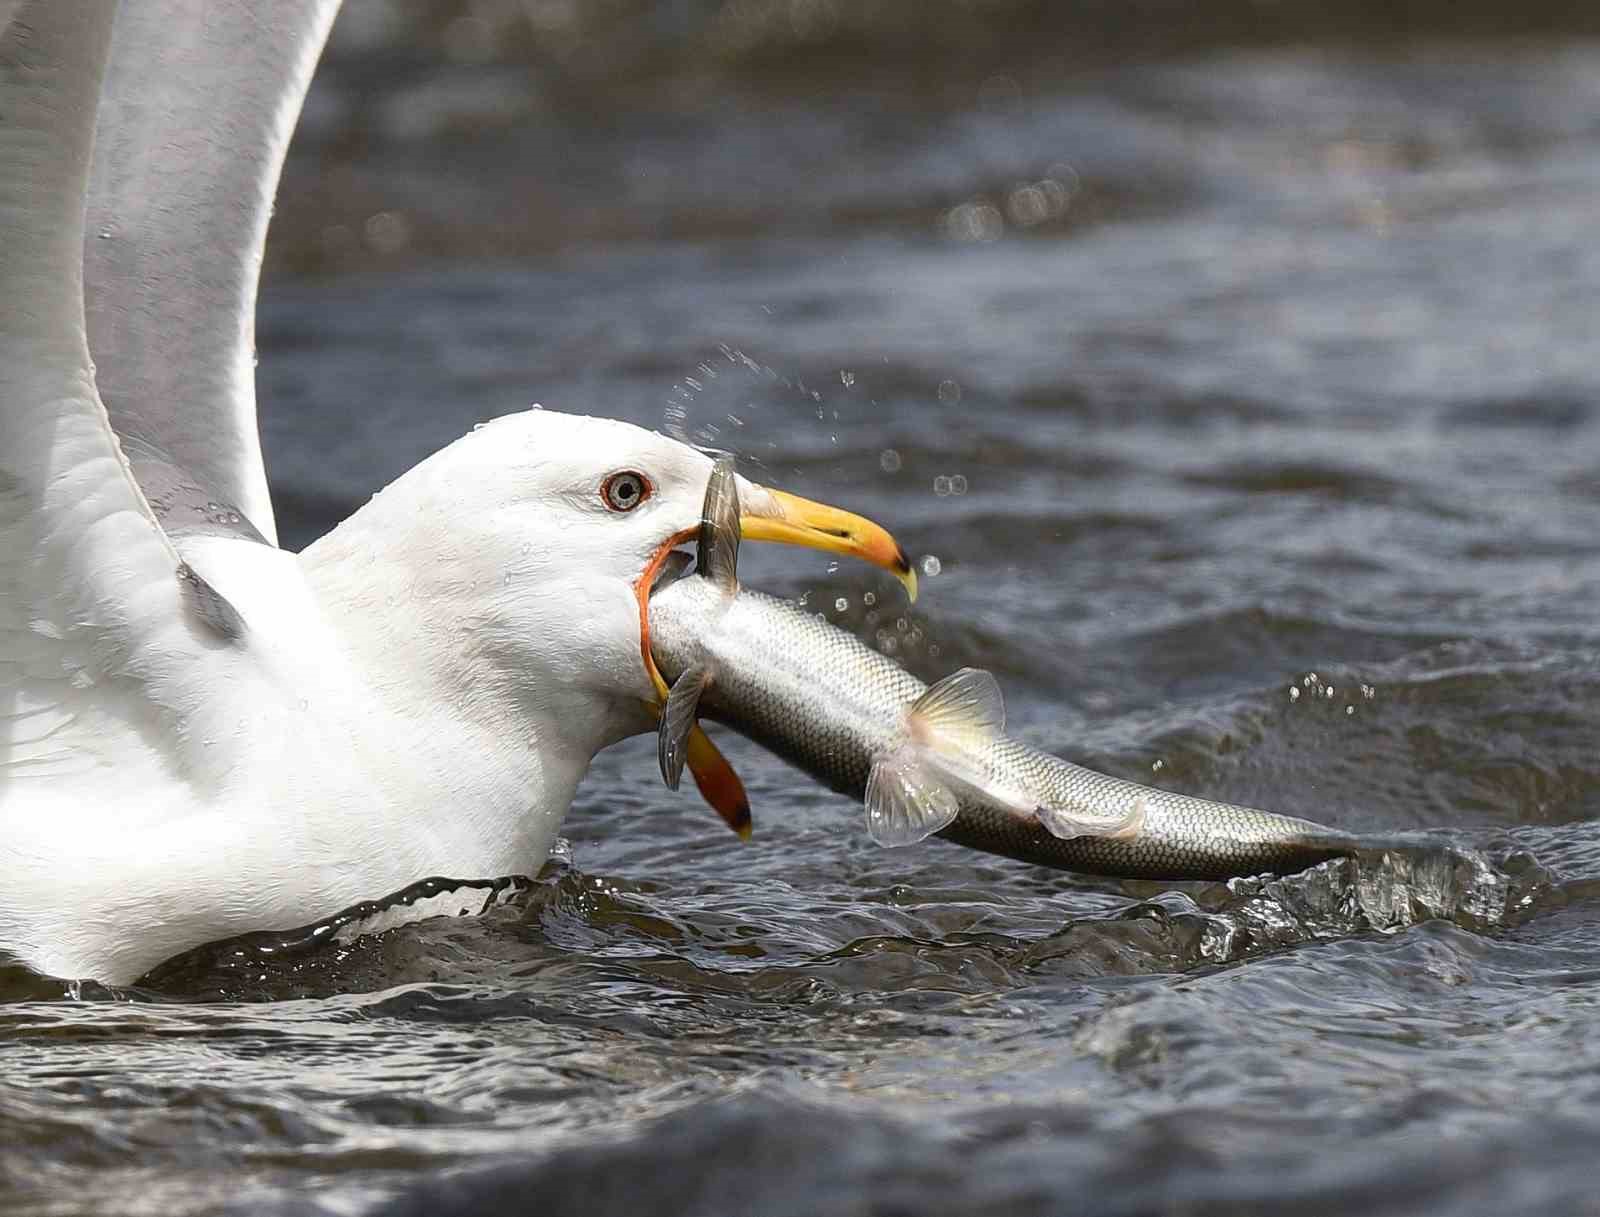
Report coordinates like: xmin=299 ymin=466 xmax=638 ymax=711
xmin=737 ymin=483 xmax=918 ymax=602
xmin=634 ymin=475 xmax=915 ymax=838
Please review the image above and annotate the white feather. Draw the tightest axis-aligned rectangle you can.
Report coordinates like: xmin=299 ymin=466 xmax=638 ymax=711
xmin=0 ymin=2 xmax=727 ymax=982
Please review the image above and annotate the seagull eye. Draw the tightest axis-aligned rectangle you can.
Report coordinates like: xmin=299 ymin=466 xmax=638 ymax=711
xmin=601 ymin=470 xmax=651 ymax=513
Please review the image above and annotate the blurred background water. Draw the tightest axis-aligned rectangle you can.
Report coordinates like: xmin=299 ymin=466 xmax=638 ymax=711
xmin=6 ymin=1 xmax=1600 ymax=1213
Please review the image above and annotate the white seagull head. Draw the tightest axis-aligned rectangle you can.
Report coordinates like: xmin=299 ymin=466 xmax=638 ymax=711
xmin=301 ymin=408 xmax=912 ymax=753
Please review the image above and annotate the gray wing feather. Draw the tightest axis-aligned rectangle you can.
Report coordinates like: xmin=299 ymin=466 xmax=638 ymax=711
xmin=84 ymin=0 xmax=342 ymax=547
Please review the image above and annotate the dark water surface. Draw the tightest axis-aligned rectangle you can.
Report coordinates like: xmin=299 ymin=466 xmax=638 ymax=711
xmin=7 ymin=6 xmax=1600 ymax=1214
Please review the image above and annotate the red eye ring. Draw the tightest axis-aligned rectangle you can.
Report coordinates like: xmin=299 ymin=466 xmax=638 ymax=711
xmin=601 ymin=469 xmax=652 ymax=512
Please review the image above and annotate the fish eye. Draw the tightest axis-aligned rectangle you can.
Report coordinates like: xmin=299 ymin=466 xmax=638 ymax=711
xmin=601 ymin=470 xmax=651 ymax=513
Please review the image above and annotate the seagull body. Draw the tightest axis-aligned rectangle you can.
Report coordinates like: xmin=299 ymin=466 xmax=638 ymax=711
xmin=0 ymin=1 xmax=910 ymax=983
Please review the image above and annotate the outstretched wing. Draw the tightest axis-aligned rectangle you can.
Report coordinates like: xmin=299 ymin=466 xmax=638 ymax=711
xmin=84 ymin=0 xmax=341 ymax=547
xmin=0 ymin=1 xmax=221 ymax=785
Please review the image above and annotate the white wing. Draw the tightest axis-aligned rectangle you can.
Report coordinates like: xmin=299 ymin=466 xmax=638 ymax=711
xmin=0 ymin=0 xmax=227 ymax=786
xmin=84 ymin=0 xmax=341 ymax=547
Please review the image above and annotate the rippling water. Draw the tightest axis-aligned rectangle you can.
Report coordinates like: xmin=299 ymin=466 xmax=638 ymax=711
xmin=7 ymin=7 xmax=1600 ymax=1214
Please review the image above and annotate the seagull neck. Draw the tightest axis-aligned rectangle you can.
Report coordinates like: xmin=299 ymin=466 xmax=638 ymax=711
xmin=297 ymin=509 xmax=620 ymax=791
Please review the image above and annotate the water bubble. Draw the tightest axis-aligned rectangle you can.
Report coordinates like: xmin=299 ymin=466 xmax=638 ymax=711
xmin=363 ymin=209 xmax=411 ymax=254
xmin=1007 ymin=185 xmax=1050 ymax=227
xmin=834 ymin=597 xmax=848 ymax=612
xmin=937 ymin=379 xmax=962 ymax=405
xmin=879 ymin=449 xmax=902 ymax=473
xmin=920 ymin=555 xmax=942 ymax=577
xmin=943 ymin=202 xmax=1004 ymax=242
xmin=934 ymin=475 xmax=951 ymax=496
xmin=950 ymin=474 xmax=968 ymax=495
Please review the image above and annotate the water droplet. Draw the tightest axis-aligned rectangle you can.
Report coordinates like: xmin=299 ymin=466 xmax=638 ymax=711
xmin=934 ymin=475 xmax=952 ymax=496
xmin=826 ymin=561 xmax=840 ymax=574
xmin=1345 ymin=705 xmax=1355 ymax=716
xmin=880 ymin=449 xmax=902 ymax=473
xmin=1289 ymin=686 xmax=1301 ymax=701
xmin=840 ymin=370 xmax=855 ymax=387
xmin=863 ymin=591 xmax=876 ymax=607
xmin=920 ymin=555 xmax=942 ymax=577
xmin=834 ymin=597 xmax=848 ymax=612
xmin=950 ymin=474 xmax=968 ymax=495
xmin=937 ymin=380 xmax=962 ymax=405
xmin=363 ymin=209 xmax=411 ymax=255
xmin=1151 ymin=758 xmax=1165 ymax=772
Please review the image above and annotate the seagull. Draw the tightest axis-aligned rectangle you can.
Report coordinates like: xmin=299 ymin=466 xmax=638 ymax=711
xmin=0 ymin=1 xmax=914 ymax=984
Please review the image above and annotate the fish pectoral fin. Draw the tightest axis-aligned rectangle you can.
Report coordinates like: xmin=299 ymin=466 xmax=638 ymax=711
xmin=1036 ymin=794 xmax=1149 ymax=842
xmin=697 ymin=456 xmax=741 ymax=594
xmin=685 ymin=725 xmax=752 ymax=839
xmin=865 ymin=746 xmax=960 ymax=847
xmin=658 ymin=664 xmax=713 ymax=790
xmin=907 ymin=667 xmax=1005 ymax=752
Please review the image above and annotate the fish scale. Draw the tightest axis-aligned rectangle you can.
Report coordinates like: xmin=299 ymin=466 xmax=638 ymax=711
xmin=649 ymin=575 xmax=1359 ymax=880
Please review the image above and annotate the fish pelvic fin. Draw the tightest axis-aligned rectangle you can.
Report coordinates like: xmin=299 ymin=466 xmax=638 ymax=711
xmin=697 ymin=456 xmax=741 ymax=595
xmin=865 ymin=745 xmax=960 ymax=846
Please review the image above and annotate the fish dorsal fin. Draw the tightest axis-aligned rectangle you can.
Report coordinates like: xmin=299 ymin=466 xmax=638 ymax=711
xmin=865 ymin=746 xmax=960 ymax=846
xmin=696 ymin=456 xmax=740 ymax=594
xmin=907 ymin=668 xmax=1005 ymax=751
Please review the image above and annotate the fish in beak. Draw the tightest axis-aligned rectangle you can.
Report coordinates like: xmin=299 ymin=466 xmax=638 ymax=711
xmin=637 ymin=462 xmax=915 ymax=838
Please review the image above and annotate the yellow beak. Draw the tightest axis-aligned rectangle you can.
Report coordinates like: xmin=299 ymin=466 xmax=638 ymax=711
xmin=739 ymin=484 xmax=918 ymax=602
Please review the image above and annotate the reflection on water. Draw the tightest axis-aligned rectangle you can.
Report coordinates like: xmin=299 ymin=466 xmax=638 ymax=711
xmin=9 ymin=3 xmax=1600 ymax=1214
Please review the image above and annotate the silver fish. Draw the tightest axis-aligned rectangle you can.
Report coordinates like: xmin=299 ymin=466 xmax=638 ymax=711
xmin=647 ymin=460 xmax=1359 ymax=880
